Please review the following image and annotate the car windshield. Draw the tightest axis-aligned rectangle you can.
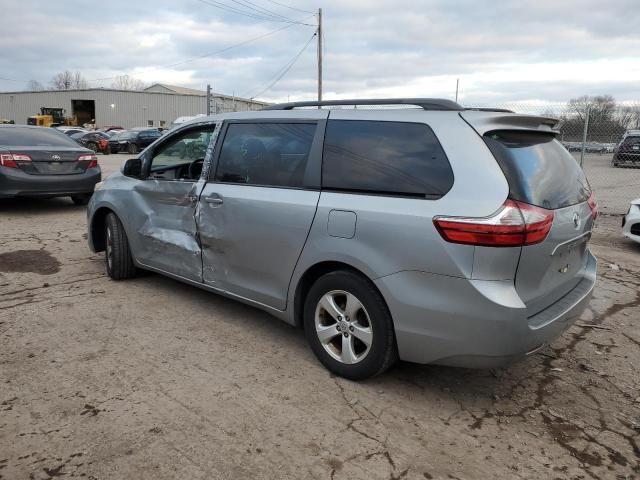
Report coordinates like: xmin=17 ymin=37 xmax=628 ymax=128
xmin=0 ymin=127 xmax=79 ymax=147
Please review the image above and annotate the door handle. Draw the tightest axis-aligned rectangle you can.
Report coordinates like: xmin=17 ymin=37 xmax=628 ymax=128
xmin=205 ymin=196 xmax=223 ymax=205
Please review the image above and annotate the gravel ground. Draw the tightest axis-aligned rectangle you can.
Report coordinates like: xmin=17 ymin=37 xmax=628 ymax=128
xmin=0 ymin=155 xmax=639 ymax=480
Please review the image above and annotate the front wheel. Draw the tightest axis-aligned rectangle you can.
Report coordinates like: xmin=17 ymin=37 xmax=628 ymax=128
xmin=104 ymin=213 xmax=137 ymax=280
xmin=304 ymin=270 xmax=397 ymax=380
xmin=127 ymin=143 xmax=138 ymax=154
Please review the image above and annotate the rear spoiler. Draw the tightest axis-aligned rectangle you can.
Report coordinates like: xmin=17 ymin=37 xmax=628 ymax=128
xmin=460 ymin=111 xmax=560 ymax=136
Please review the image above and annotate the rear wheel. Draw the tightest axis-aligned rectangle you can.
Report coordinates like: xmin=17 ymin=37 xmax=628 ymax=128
xmin=127 ymin=143 xmax=138 ymax=154
xmin=303 ymin=270 xmax=397 ymax=380
xmin=104 ymin=213 xmax=136 ymax=280
xmin=70 ymin=194 xmax=92 ymax=206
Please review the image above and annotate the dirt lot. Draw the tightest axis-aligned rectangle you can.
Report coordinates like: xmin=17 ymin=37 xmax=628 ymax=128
xmin=1 ymin=156 xmax=639 ymax=480
xmin=577 ymin=152 xmax=640 ymax=215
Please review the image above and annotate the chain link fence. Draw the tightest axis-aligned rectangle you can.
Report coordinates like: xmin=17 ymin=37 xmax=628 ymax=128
xmin=467 ymin=101 xmax=640 ymax=215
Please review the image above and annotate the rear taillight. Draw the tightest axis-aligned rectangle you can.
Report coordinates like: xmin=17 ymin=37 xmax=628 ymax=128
xmin=587 ymin=191 xmax=598 ymax=219
xmin=433 ymin=200 xmax=554 ymax=247
xmin=78 ymin=154 xmax=98 ymax=168
xmin=0 ymin=153 xmax=32 ymax=168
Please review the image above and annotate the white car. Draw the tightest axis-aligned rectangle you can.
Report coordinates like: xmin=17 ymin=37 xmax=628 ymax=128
xmin=622 ymin=198 xmax=640 ymax=243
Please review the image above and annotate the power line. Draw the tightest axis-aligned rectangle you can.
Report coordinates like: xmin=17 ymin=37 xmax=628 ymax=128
xmin=195 ymin=0 xmax=313 ymax=24
xmin=262 ymin=0 xmax=313 ymax=14
xmin=0 ymin=76 xmax=29 ymax=83
xmin=89 ymin=19 xmax=313 ymax=83
xmin=249 ymin=31 xmax=316 ymax=99
xmin=228 ymin=0 xmax=304 ymax=23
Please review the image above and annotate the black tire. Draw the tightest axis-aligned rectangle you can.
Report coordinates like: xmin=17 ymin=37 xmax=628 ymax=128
xmin=127 ymin=143 xmax=138 ymax=155
xmin=104 ymin=213 xmax=136 ymax=280
xmin=103 ymin=147 xmax=110 ymax=155
xmin=303 ymin=270 xmax=397 ymax=380
xmin=70 ymin=194 xmax=92 ymax=206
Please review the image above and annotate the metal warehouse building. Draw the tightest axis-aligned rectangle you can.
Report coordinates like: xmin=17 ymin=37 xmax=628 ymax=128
xmin=0 ymin=83 xmax=268 ymax=129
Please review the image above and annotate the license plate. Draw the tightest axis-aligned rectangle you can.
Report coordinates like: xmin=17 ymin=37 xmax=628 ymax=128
xmin=48 ymin=162 xmax=66 ymax=171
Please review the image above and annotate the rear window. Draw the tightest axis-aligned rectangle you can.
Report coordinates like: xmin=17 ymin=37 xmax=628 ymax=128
xmin=0 ymin=127 xmax=78 ymax=147
xmin=622 ymin=136 xmax=640 ymax=146
xmin=140 ymin=130 xmax=161 ymax=138
xmin=483 ymin=130 xmax=591 ymax=210
xmin=322 ymin=120 xmax=453 ymax=198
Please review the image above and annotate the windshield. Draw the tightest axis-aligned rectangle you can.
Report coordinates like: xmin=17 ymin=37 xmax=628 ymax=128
xmin=484 ymin=130 xmax=591 ymax=210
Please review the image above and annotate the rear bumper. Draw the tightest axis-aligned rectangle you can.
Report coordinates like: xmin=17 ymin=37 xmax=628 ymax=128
xmin=376 ymin=251 xmax=596 ymax=368
xmin=0 ymin=165 xmax=101 ymax=198
xmin=614 ymin=152 xmax=640 ymax=163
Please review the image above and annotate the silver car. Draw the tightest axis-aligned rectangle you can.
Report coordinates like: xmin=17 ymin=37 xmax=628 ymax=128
xmin=87 ymin=98 xmax=597 ymax=380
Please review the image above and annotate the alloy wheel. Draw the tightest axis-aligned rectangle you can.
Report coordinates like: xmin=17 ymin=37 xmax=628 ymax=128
xmin=314 ymin=290 xmax=373 ymax=364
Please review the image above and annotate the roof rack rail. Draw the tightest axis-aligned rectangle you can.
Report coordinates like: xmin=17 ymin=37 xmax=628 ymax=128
xmin=262 ymin=98 xmax=463 ymax=111
xmin=464 ymin=107 xmax=515 ymax=113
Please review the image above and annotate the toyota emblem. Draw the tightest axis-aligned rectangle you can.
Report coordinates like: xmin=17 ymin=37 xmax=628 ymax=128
xmin=51 ymin=154 xmax=61 ymax=161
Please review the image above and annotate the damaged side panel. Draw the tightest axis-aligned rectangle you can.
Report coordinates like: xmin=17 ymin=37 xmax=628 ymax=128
xmin=130 ymin=179 xmax=203 ymax=282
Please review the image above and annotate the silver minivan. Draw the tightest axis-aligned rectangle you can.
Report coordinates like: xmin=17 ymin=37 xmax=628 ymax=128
xmin=87 ymin=99 xmax=597 ymax=380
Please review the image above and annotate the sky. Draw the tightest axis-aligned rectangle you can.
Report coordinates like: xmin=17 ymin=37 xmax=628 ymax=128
xmin=1 ymin=0 xmax=639 ymax=106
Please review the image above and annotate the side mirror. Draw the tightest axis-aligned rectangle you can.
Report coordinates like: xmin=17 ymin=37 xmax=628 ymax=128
xmin=122 ymin=158 xmax=142 ymax=178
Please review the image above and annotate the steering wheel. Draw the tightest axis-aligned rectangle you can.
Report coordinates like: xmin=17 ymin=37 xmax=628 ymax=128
xmin=187 ymin=158 xmax=204 ymax=179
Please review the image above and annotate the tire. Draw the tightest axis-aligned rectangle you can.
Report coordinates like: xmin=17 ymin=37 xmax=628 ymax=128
xmin=303 ymin=270 xmax=397 ymax=380
xmin=103 ymin=147 xmax=110 ymax=155
xmin=70 ymin=193 xmax=92 ymax=206
xmin=127 ymin=143 xmax=138 ymax=155
xmin=104 ymin=213 xmax=136 ymax=280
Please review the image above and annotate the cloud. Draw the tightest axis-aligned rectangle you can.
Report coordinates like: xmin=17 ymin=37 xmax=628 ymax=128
xmin=0 ymin=0 xmax=637 ymax=105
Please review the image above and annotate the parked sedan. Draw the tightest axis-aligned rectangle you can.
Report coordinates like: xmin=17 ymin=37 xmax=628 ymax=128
xmin=109 ymin=128 xmax=162 ymax=154
xmin=72 ymin=131 xmax=111 ymax=155
xmin=0 ymin=125 xmax=100 ymax=205
xmin=56 ymin=126 xmax=88 ymax=137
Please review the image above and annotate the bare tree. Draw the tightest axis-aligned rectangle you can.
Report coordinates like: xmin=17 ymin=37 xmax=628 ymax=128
xmin=560 ymin=95 xmax=629 ymax=142
xmin=567 ymin=95 xmax=617 ymax=124
xmin=49 ymin=71 xmax=89 ymax=90
xmin=111 ymin=75 xmax=146 ymax=91
xmin=26 ymin=80 xmax=45 ymax=91
xmin=617 ymin=105 xmax=640 ymax=131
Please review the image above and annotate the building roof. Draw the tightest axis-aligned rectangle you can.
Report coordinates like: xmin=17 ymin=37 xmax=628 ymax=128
xmin=144 ymin=83 xmax=207 ymax=96
xmin=144 ymin=83 xmax=269 ymax=105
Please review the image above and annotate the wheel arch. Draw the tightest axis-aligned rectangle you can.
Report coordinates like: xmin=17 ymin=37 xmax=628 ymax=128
xmin=292 ymin=261 xmax=390 ymax=329
xmin=90 ymin=206 xmax=116 ymax=252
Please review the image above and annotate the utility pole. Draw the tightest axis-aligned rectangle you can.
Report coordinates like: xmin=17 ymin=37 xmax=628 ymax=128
xmin=580 ymin=105 xmax=590 ymax=168
xmin=206 ymin=84 xmax=211 ymax=116
xmin=455 ymin=78 xmax=459 ymax=103
xmin=317 ymin=8 xmax=323 ymax=103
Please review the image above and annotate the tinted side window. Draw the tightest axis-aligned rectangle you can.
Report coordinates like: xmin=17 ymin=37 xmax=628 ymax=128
xmin=322 ymin=120 xmax=454 ymax=198
xmin=215 ymin=123 xmax=316 ymax=188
